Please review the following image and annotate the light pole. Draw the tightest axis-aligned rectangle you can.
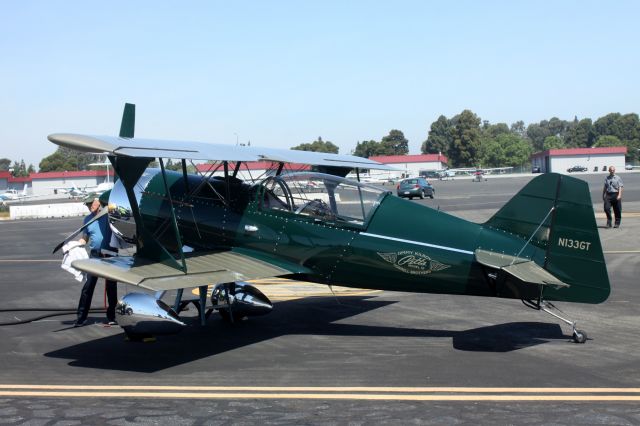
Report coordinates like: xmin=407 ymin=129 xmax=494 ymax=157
xmin=234 ymin=133 xmax=239 ymax=146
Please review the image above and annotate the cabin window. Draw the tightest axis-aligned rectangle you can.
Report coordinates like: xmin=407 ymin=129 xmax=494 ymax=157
xmin=260 ymin=172 xmax=388 ymax=227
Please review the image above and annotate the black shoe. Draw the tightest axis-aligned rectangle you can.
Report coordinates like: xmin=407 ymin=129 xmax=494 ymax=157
xmin=73 ymin=319 xmax=87 ymax=327
xmin=606 ymin=221 xmax=612 ymax=228
xmin=614 ymin=223 xmax=620 ymax=228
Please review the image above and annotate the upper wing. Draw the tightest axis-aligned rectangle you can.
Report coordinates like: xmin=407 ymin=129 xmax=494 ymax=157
xmin=47 ymin=133 xmax=396 ymax=171
xmin=71 ymin=248 xmax=313 ymax=291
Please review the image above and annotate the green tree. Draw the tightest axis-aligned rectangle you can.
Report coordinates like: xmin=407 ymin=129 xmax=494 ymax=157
xmin=526 ymin=123 xmax=551 ymax=152
xmin=614 ymin=113 xmax=640 ymax=143
xmin=9 ymin=159 xmax=28 ymax=177
xmin=594 ymin=135 xmax=622 ymax=147
xmin=593 ymin=112 xmax=640 ymax=161
xmin=510 ymin=121 xmax=527 ymax=138
xmin=526 ymin=117 xmax=572 ymax=151
xmin=449 ymin=110 xmax=481 ymax=167
xmin=27 ymin=164 xmax=35 ymax=174
xmin=596 ymin=113 xmax=639 ymax=145
xmin=379 ymin=129 xmax=409 ymax=155
xmin=39 ymin=147 xmax=99 ymax=172
xmin=565 ymin=118 xmax=594 ymax=148
xmin=292 ymin=137 xmax=339 ymax=153
xmin=482 ymin=122 xmax=510 ymax=138
xmin=422 ymin=115 xmax=451 ymax=155
xmin=543 ymin=135 xmax=565 ymax=150
xmin=500 ymin=134 xmax=533 ymax=167
xmin=353 ymin=140 xmax=381 ymax=158
xmin=478 ymin=133 xmax=532 ymax=168
xmin=547 ymin=117 xmax=570 ymax=139
xmin=0 ymin=158 xmax=11 ymax=171
xmin=593 ymin=113 xmax=622 ymax=138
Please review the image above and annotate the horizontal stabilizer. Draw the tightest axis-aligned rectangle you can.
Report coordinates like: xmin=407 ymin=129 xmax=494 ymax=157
xmin=72 ymin=250 xmax=310 ymax=291
xmin=475 ymin=249 xmax=569 ymax=289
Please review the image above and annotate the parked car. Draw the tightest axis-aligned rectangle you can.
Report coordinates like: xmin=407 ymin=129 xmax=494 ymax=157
xmin=626 ymin=164 xmax=634 ymax=170
xmin=567 ymin=165 xmax=588 ymax=173
xmin=531 ymin=166 xmax=541 ymax=173
xmin=397 ymin=177 xmax=434 ymax=199
xmin=420 ymin=170 xmax=441 ymax=179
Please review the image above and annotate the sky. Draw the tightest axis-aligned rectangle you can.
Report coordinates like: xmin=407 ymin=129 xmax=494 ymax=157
xmin=1 ymin=1 xmax=639 ymax=168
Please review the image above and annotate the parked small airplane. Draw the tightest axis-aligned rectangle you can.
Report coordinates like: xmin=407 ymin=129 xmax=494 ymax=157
xmin=442 ymin=166 xmax=513 ymax=178
xmin=53 ymin=181 xmax=114 ymax=198
xmin=0 ymin=184 xmax=38 ymax=204
xmin=49 ymin=105 xmax=609 ymax=343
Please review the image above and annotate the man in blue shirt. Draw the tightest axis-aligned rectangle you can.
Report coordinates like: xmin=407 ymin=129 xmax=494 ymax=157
xmin=74 ymin=193 xmax=118 ymax=327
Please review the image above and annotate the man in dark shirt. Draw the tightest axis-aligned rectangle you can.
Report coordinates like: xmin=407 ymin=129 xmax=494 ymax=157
xmin=602 ymin=166 xmax=624 ymax=228
xmin=74 ymin=193 xmax=118 ymax=326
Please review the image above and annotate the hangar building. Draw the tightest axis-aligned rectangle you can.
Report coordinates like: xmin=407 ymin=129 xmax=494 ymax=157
xmin=531 ymin=147 xmax=627 ymax=174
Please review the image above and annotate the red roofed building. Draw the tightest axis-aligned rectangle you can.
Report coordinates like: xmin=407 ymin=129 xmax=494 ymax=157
xmin=0 ymin=169 xmax=114 ymax=196
xmin=531 ymin=147 xmax=627 ymax=174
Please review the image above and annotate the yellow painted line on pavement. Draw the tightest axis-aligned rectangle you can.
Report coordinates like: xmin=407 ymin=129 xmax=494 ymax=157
xmin=0 ymin=386 xmax=640 ymax=401
xmin=1 ymin=385 xmax=640 ymax=392
xmin=0 ymin=392 xmax=639 ymax=401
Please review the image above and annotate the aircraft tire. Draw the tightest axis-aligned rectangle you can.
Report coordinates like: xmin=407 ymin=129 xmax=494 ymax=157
xmin=573 ymin=330 xmax=587 ymax=344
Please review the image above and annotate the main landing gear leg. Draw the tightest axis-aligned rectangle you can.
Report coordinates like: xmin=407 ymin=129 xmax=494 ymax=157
xmin=539 ymin=300 xmax=587 ymax=344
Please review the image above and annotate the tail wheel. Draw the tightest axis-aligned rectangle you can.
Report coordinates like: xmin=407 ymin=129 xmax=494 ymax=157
xmin=573 ymin=329 xmax=587 ymax=344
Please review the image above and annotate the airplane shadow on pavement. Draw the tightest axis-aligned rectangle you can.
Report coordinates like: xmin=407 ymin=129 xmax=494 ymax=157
xmin=45 ymin=296 xmax=566 ymax=373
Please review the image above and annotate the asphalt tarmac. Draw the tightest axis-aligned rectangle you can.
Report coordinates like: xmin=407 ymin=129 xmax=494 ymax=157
xmin=0 ymin=173 xmax=639 ymax=425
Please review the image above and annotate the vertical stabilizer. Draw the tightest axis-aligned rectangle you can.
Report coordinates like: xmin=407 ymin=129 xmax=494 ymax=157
xmin=484 ymin=173 xmax=609 ymax=304
xmin=119 ymin=103 xmax=136 ymax=138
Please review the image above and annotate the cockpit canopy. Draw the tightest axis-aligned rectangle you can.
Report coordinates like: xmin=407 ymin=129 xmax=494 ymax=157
xmin=259 ymin=172 xmax=389 ymax=227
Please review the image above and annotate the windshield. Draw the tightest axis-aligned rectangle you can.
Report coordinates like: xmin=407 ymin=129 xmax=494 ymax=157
xmin=260 ymin=172 xmax=389 ymax=226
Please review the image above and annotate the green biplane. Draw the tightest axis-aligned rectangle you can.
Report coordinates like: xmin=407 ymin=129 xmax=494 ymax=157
xmin=50 ymin=104 xmax=609 ymax=343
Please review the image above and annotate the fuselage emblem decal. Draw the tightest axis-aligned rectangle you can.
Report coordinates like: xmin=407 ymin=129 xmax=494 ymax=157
xmin=377 ymin=251 xmax=450 ymax=275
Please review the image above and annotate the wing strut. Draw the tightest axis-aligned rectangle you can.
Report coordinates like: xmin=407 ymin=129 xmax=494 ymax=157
xmin=181 ymin=159 xmax=190 ymax=193
xmin=159 ymin=158 xmax=187 ymax=272
xmin=110 ymin=155 xmax=184 ymax=271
